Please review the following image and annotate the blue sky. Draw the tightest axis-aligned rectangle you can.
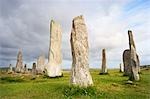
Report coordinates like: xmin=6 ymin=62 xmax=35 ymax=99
xmin=0 ymin=0 xmax=149 ymax=69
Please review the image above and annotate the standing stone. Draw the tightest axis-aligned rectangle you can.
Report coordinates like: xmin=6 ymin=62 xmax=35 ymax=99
xmin=15 ymin=50 xmax=23 ymax=73
xmin=37 ymin=55 xmax=45 ymax=74
xmin=119 ymin=63 xmax=124 ymax=72
xmin=32 ymin=63 xmax=37 ymax=75
xmin=45 ymin=20 xmax=62 ymax=77
xmin=8 ymin=64 xmax=13 ymax=73
xmin=123 ymin=49 xmax=130 ymax=75
xmin=128 ymin=30 xmax=140 ymax=81
xmin=70 ymin=15 xmax=93 ymax=87
xmin=100 ymin=49 xmax=108 ymax=74
xmin=136 ymin=55 xmax=140 ymax=73
xmin=23 ymin=64 xmax=28 ymax=73
xmin=123 ymin=49 xmax=140 ymax=75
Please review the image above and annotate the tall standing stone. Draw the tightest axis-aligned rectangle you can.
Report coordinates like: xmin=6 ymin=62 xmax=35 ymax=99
xmin=15 ymin=50 xmax=23 ymax=73
xmin=45 ymin=20 xmax=62 ymax=77
xmin=128 ymin=30 xmax=140 ymax=81
xmin=32 ymin=63 xmax=37 ymax=75
xmin=37 ymin=54 xmax=45 ymax=74
xmin=100 ymin=49 xmax=108 ymax=74
xmin=70 ymin=15 xmax=93 ymax=87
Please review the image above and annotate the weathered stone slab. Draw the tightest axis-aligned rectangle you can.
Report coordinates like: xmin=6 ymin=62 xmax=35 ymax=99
xmin=70 ymin=15 xmax=93 ymax=87
xmin=37 ymin=55 xmax=45 ymax=74
xmin=15 ymin=50 xmax=23 ymax=73
xmin=45 ymin=20 xmax=62 ymax=77
xmin=100 ymin=49 xmax=108 ymax=75
xmin=32 ymin=63 xmax=37 ymax=75
xmin=128 ymin=30 xmax=140 ymax=81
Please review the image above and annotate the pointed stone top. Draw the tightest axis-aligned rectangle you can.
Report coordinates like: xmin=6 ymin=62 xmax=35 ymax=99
xmin=51 ymin=19 xmax=55 ymax=24
xmin=128 ymin=30 xmax=136 ymax=50
xmin=18 ymin=48 xmax=22 ymax=53
xmin=102 ymin=48 xmax=106 ymax=51
xmin=128 ymin=30 xmax=132 ymax=33
xmin=73 ymin=15 xmax=84 ymax=21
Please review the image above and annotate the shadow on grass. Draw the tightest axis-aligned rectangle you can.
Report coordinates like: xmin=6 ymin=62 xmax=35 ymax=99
xmin=43 ymin=74 xmax=63 ymax=79
xmin=0 ymin=77 xmax=25 ymax=83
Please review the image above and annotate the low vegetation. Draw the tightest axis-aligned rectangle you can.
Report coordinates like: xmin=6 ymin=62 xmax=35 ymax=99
xmin=0 ymin=69 xmax=150 ymax=99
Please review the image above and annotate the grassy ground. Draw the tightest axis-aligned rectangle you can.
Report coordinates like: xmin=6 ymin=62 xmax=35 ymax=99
xmin=0 ymin=69 xmax=150 ymax=99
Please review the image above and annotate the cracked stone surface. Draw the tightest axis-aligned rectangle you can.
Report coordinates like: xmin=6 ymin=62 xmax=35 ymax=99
xmin=70 ymin=15 xmax=93 ymax=87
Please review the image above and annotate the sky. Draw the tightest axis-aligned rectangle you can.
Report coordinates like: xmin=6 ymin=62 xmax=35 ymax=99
xmin=0 ymin=0 xmax=150 ymax=69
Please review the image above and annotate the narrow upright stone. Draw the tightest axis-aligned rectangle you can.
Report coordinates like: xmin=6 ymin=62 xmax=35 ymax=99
xmin=32 ymin=63 xmax=37 ymax=75
xmin=8 ymin=64 xmax=13 ymax=73
xmin=37 ymin=54 xmax=45 ymax=74
xmin=128 ymin=30 xmax=140 ymax=81
xmin=119 ymin=63 xmax=124 ymax=72
xmin=23 ymin=64 xmax=28 ymax=73
xmin=100 ymin=49 xmax=108 ymax=74
xmin=45 ymin=20 xmax=62 ymax=77
xmin=15 ymin=49 xmax=23 ymax=73
xmin=70 ymin=15 xmax=93 ymax=87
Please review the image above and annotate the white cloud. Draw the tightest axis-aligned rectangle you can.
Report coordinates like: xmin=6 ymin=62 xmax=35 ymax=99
xmin=0 ymin=0 xmax=149 ymax=68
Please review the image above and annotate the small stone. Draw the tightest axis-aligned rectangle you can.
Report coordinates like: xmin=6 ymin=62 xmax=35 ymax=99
xmin=126 ymin=80 xmax=133 ymax=85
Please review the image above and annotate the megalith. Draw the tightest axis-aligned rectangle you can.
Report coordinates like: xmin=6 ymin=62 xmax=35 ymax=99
xmin=70 ymin=15 xmax=93 ymax=87
xmin=8 ymin=64 xmax=13 ymax=74
xmin=119 ymin=63 xmax=124 ymax=72
xmin=128 ymin=30 xmax=140 ymax=81
xmin=123 ymin=49 xmax=131 ymax=75
xmin=123 ymin=49 xmax=140 ymax=76
xmin=15 ymin=49 xmax=23 ymax=73
xmin=100 ymin=49 xmax=108 ymax=74
xmin=32 ymin=63 xmax=37 ymax=75
xmin=23 ymin=64 xmax=28 ymax=73
xmin=45 ymin=20 xmax=62 ymax=77
xmin=37 ymin=55 xmax=45 ymax=74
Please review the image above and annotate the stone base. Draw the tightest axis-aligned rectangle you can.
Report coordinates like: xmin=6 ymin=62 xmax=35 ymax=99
xmin=45 ymin=63 xmax=62 ymax=77
xmin=123 ymin=74 xmax=129 ymax=76
xmin=99 ymin=72 xmax=108 ymax=75
xmin=49 ymin=73 xmax=63 ymax=78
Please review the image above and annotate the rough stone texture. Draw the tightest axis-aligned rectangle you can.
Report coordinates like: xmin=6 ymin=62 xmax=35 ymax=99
xmin=136 ymin=55 xmax=140 ymax=73
xmin=120 ymin=63 xmax=124 ymax=72
xmin=37 ymin=55 xmax=45 ymax=74
xmin=100 ymin=49 xmax=108 ymax=74
xmin=15 ymin=50 xmax=23 ymax=73
xmin=128 ymin=30 xmax=140 ymax=81
xmin=123 ymin=49 xmax=131 ymax=75
xmin=8 ymin=64 xmax=13 ymax=73
xmin=70 ymin=15 xmax=93 ymax=87
xmin=45 ymin=20 xmax=62 ymax=77
xmin=23 ymin=64 xmax=28 ymax=73
xmin=32 ymin=63 xmax=37 ymax=75
xmin=123 ymin=49 xmax=140 ymax=75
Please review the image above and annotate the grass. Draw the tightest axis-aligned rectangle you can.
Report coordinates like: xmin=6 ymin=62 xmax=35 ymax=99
xmin=0 ymin=69 xmax=150 ymax=99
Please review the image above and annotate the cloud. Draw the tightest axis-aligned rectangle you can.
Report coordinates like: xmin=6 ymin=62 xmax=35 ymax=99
xmin=0 ymin=0 xmax=149 ymax=68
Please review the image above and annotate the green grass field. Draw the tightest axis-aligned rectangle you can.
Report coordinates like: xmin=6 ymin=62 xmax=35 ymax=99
xmin=0 ymin=69 xmax=150 ymax=99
